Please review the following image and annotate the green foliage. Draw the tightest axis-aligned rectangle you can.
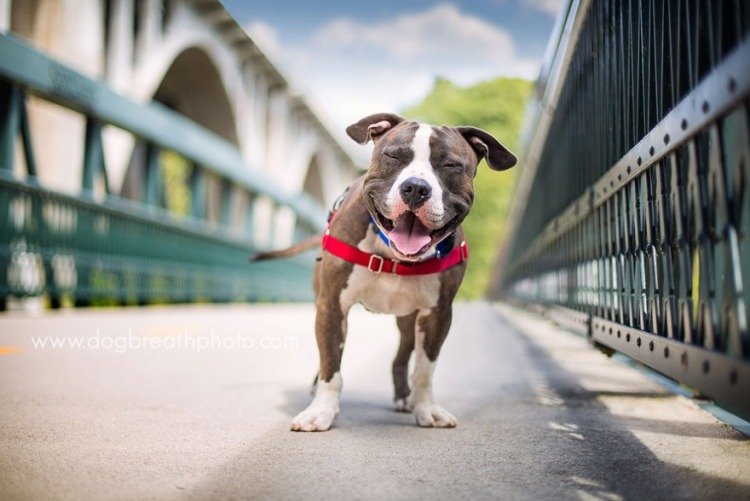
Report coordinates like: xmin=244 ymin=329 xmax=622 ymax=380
xmin=89 ymin=266 xmax=120 ymax=307
xmin=402 ymin=76 xmax=532 ymax=299
xmin=160 ymin=150 xmax=192 ymax=217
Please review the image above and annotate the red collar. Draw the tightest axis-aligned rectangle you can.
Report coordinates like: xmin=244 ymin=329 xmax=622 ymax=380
xmin=321 ymin=218 xmax=468 ymax=276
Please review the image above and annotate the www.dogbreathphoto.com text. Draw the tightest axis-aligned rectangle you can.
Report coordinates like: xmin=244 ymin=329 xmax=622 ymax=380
xmin=28 ymin=330 xmax=300 ymax=354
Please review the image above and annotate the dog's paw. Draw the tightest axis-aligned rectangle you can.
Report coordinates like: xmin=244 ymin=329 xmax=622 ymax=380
xmin=394 ymin=397 xmax=413 ymax=413
xmin=413 ymin=404 xmax=457 ymax=428
xmin=290 ymin=405 xmax=338 ymax=432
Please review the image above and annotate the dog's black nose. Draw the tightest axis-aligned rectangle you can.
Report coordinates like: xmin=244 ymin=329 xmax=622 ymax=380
xmin=399 ymin=177 xmax=432 ymax=210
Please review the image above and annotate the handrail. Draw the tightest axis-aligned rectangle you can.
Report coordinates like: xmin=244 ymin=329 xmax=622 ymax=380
xmin=0 ymin=32 xmax=331 ymax=307
xmin=0 ymin=33 xmax=327 ymax=231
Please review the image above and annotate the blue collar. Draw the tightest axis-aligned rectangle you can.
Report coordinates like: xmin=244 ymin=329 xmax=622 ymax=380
xmin=369 ymin=216 xmax=455 ymax=259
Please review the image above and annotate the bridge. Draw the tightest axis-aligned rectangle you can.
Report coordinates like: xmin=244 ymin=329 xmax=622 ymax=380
xmin=1 ymin=0 xmax=749 ymax=499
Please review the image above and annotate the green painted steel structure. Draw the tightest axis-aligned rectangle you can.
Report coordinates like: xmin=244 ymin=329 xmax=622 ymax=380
xmin=0 ymin=33 xmax=327 ymax=307
xmin=499 ymin=0 xmax=750 ymax=420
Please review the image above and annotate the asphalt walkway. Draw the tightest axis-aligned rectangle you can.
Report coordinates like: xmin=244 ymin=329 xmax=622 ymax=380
xmin=1 ymin=302 xmax=748 ymax=499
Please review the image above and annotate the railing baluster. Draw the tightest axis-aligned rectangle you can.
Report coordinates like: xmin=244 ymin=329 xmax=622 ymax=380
xmin=220 ymin=180 xmax=235 ymax=227
xmin=189 ymin=165 xmax=206 ymax=219
xmin=144 ymin=143 xmax=162 ymax=208
xmin=0 ymin=81 xmax=20 ymax=172
xmin=82 ymin=119 xmax=105 ymax=194
xmin=17 ymin=91 xmax=36 ymax=178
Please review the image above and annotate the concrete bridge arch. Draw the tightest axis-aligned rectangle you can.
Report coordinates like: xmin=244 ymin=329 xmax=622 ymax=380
xmin=152 ymin=45 xmax=239 ymax=146
xmin=0 ymin=0 xmax=360 ymax=247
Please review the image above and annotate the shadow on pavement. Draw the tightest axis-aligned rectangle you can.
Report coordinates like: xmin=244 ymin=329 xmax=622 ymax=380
xmin=185 ymin=304 xmax=750 ymax=499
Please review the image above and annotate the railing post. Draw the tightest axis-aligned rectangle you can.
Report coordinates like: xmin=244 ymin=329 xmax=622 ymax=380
xmin=144 ymin=143 xmax=162 ymax=207
xmin=18 ymin=93 xmax=36 ymax=178
xmin=244 ymin=194 xmax=255 ymax=237
xmin=79 ymin=119 xmax=106 ymax=307
xmin=0 ymin=81 xmax=20 ymax=171
xmin=190 ymin=166 xmax=206 ymax=219
xmin=82 ymin=118 xmax=108 ymax=195
xmin=220 ymin=180 xmax=235 ymax=227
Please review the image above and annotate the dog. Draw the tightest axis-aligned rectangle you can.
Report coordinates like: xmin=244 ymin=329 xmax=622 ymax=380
xmin=255 ymin=113 xmax=516 ymax=431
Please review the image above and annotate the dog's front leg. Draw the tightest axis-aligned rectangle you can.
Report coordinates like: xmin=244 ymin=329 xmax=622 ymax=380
xmin=290 ymin=295 xmax=347 ymax=432
xmin=393 ymin=311 xmax=417 ymax=411
xmin=410 ymin=307 xmax=457 ymax=428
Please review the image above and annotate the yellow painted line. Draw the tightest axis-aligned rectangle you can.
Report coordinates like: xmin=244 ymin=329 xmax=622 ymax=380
xmin=0 ymin=346 xmax=21 ymax=355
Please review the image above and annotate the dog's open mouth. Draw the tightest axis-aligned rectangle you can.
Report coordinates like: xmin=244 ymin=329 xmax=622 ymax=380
xmin=374 ymin=209 xmax=454 ymax=257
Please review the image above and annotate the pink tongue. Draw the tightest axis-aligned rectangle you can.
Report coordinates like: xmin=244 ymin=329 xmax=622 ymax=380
xmin=388 ymin=212 xmax=431 ymax=255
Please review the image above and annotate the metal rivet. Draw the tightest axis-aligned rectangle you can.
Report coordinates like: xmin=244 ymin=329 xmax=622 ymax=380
xmin=626 ymin=165 xmax=631 ymax=174
xmin=728 ymin=78 xmax=737 ymax=93
xmin=702 ymin=101 xmax=710 ymax=113
xmin=649 ymin=341 xmax=654 ymax=352
xmin=681 ymin=352 xmax=688 ymax=367
xmin=649 ymin=146 xmax=655 ymax=156
xmin=636 ymin=337 xmax=641 ymax=347
xmin=626 ymin=333 xmax=630 ymax=342
xmin=664 ymin=346 xmax=670 ymax=358
xmin=681 ymin=119 xmax=688 ymax=130
xmin=637 ymin=157 xmax=642 ymax=166
xmin=663 ymin=133 xmax=670 ymax=144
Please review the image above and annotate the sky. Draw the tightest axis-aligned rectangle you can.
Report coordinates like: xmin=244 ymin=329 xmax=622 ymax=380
xmin=220 ymin=1 xmax=563 ymax=143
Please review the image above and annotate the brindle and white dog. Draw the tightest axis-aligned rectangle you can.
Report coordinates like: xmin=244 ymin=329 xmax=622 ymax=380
xmin=256 ymin=113 xmax=515 ymax=431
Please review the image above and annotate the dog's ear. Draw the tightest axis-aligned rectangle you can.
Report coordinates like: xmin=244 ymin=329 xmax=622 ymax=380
xmin=346 ymin=113 xmax=405 ymax=145
xmin=456 ymin=126 xmax=517 ymax=171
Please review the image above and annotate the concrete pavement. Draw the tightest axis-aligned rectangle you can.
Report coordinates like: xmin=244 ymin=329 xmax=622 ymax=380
xmin=1 ymin=302 xmax=748 ymax=499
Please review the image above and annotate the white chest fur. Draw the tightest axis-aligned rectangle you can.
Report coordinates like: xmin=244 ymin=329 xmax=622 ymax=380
xmin=338 ymin=230 xmax=440 ymax=316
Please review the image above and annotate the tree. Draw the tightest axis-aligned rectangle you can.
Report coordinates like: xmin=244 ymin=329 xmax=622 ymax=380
xmin=402 ymin=76 xmax=532 ymax=299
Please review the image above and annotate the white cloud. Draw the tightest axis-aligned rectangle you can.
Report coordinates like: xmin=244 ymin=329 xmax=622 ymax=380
xmin=244 ymin=4 xmax=540 ymax=161
xmin=521 ymin=0 xmax=565 ymax=17
xmin=312 ymin=4 xmax=514 ymax=64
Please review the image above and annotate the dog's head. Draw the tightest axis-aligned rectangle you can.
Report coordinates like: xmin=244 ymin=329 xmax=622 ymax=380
xmin=346 ymin=113 xmax=516 ymax=261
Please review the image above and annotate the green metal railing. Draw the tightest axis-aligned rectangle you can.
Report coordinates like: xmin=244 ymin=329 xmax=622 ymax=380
xmin=0 ymin=33 xmax=328 ymax=307
xmin=498 ymin=0 xmax=750 ymax=420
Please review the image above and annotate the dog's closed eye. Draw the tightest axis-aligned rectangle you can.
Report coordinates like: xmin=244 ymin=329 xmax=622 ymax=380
xmin=382 ymin=148 xmax=407 ymax=165
xmin=442 ymin=160 xmax=465 ymax=170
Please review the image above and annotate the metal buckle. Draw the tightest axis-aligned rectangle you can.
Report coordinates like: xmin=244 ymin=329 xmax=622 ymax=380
xmin=368 ymin=254 xmax=385 ymax=273
xmin=460 ymin=241 xmax=468 ymax=261
xmin=390 ymin=259 xmax=399 ymax=274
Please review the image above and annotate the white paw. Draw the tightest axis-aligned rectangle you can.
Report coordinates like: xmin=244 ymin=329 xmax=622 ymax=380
xmin=394 ymin=397 xmax=414 ymax=413
xmin=290 ymin=404 xmax=338 ymax=432
xmin=413 ymin=403 xmax=457 ymax=428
